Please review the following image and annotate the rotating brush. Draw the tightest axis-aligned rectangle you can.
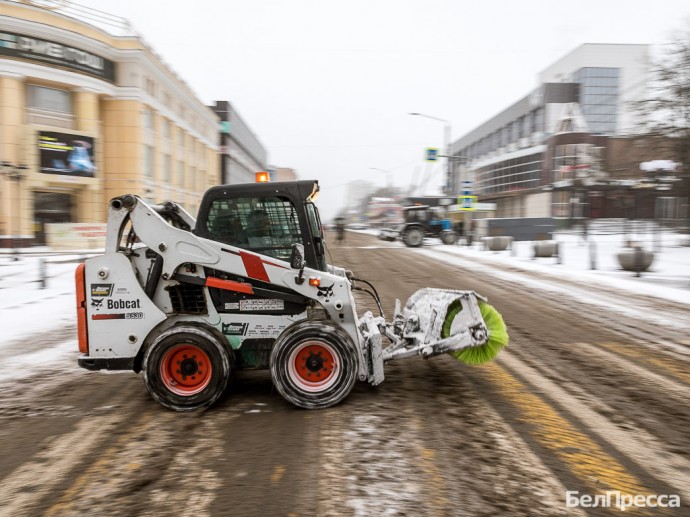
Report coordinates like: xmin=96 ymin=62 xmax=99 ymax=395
xmin=442 ymin=301 xmax=509 ymax=365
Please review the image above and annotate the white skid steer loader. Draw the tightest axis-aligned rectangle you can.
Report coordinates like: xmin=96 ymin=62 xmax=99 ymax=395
xmin=75 ymin=180 xmax=508 ymax=410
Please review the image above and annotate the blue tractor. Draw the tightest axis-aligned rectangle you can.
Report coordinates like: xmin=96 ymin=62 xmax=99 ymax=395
xmin=398 ymin=204 xmax=457 ymax=247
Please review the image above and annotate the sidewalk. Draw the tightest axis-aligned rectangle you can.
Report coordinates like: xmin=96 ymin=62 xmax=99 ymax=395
xmin=358 ymin=227 xmax=690 ymax=305
xmin=0 ymin=253 xmax=95 ymax=344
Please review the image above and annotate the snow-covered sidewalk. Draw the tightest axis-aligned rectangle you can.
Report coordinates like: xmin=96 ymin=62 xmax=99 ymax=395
xmin=354 ymin=227 xmax=690 ymax=306
xmin=0 ymin=254 xmax=92 ymax=341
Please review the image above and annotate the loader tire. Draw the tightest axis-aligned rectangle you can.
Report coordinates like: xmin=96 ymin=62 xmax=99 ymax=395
xmin=403 ymin=227 xmax=424 ymax=247
xmin=440 ymin=230 xmax=457 ymax=245
xmin=270 ymin=320 xmax=358 ymax=409
xmin=143 ymin=326 xmax=231 ymax=411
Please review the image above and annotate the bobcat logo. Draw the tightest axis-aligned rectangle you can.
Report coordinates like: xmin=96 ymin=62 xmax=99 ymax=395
xmin=91 ymin=298 xmax=104 ymax=309
xmin=316 ymin=283 xmax=334 ymax=302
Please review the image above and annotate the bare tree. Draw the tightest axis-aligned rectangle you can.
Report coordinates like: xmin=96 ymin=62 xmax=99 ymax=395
xmin=633 ymin=20 xmax=690 ymax=213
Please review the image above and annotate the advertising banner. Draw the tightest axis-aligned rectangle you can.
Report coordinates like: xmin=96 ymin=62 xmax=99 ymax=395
xmin=0 ymin=31 xmax=115 ymax=83
xmin=38 ymin=131 xmax=96 ymax=177
xmin=45 ymin=223 xmax=106 ymax=250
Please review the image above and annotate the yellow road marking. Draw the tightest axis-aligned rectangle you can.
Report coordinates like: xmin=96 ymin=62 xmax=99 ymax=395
xmin=481 ymin=362 xmax=648 ymax=498
xmin=271 ymin=465 xmax=286 ymax=483
xmin=599 ymin=341 xmax=690 ymax=385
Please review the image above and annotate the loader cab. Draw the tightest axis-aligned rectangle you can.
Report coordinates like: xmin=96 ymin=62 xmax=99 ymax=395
xmin=195 ymin=180 xmax=327 ymax=271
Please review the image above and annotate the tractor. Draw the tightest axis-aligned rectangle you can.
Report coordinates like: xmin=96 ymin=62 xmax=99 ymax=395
xmin=380 ymin=204 xmax=457 ymax=247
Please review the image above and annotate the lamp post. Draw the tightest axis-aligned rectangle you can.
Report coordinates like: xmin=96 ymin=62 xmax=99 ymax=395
xmin=1 ymin=162 xmax=29 ymax=261
xmin=409 ymin=112 xmax=453 ymax=195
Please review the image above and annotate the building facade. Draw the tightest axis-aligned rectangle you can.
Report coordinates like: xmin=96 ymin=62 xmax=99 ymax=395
xmin=212 ymin=100 xmax=267 ymax=185
xmin=448 ymin=43 xmax=683 ymax=221
xmin=0 ymin=1 xmax=219 ymax=246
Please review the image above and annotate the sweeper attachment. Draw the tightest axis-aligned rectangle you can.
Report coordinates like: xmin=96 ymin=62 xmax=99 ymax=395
xmin=75 ymin=179 xmax=508 ymax=411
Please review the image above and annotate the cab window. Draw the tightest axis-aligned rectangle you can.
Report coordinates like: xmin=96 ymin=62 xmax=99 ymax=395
xmin=206 ymin=196 xmax=302 ymax=261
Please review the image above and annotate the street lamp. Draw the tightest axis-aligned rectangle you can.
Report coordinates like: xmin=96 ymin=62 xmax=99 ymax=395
xmin=1 ymin=161 xmax=29 ymax=261
xmin=369 ymin=167 xmax=392 ymax=188
xmin=409 ymin=112 xmax=453 ymax=195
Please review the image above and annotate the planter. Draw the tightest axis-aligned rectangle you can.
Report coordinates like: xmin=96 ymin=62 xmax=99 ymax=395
xmin=482 ymin=236 xmax=513 ymax=251
xmin=617 ymin=246 xmax=654 ymax=272
xmin=533 ymin=240 xmax=558 ymax=258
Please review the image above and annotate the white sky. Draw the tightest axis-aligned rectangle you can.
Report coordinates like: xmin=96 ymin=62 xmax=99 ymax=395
xmin=75 ymin=0 xmax=690 ymax=220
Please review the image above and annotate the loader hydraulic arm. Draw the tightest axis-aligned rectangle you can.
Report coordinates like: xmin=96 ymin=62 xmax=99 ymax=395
xmin=106 ymin=195 xmax=222 ymax=280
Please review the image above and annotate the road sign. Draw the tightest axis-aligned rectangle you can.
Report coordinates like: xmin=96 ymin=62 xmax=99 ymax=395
xmin=458 ymin=195 xmax=477 ymax=211
xmin=425 ymin=148 xmax=439 ymax=162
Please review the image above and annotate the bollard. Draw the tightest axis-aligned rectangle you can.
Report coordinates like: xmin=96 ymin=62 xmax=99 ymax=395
xmin=589 ymin=240 xmax=597 ymax=270
xmin=634 ymin=246 xmax=642 ymax=278
xmin=556 ymin=242 xmax=562 ymax=264
xmin=39 ymin=257 xmax=47 ymax=289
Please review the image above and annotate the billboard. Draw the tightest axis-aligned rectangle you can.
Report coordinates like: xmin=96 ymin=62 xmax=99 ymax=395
xmin=38 ymin=131 xmax=96 ymax=177
xmin=0 ymin=31 xmax=115 ymax=83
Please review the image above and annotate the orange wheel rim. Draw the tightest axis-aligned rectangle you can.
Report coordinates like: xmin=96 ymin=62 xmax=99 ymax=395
xmin=288 ymin=341 xmax=338 ymax=392
xmin=160 ymin=344 xmax=212 ymax=396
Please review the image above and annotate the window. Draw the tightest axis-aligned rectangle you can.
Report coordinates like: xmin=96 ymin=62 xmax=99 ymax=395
xmin=206 ymin=196 xmax=302 ymax=261
xmin=27 ymin=85 xmax=71 ymax=113
xmin=163 ymin=154 xmax=171 ymax=182
xmin=177 ymin=160 xmax=185 ymax=186
xmin=144 ymin=145 xmax=154 ymax=178
xmin=142 ymin=108 xmax=154 ymax=130
xmin=144 ymin=77 xmax=156 ymax=97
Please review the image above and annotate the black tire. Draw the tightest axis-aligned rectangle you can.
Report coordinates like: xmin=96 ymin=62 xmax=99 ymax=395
xmin=403 ymin=227 xmax=424 ymax=247
xmin=143 ymin=326 xmax=231 ymax=411
xmin=270 ymin=320 xmax=358 ymax=409
xmin=441 ymin=230 xmax=457 ymax=245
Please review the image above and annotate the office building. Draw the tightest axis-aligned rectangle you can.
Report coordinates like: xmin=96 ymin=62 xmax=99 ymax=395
xmin=448 ymin=43 xmax=676 ymax=220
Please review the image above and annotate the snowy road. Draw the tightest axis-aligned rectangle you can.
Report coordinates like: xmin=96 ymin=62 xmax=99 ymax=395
xmin=0 ymin=232 xmax=688 ymax=515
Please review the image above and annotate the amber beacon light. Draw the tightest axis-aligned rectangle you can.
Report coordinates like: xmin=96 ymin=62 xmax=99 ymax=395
xmin=255 ymin=171 xmax=270 ymax=182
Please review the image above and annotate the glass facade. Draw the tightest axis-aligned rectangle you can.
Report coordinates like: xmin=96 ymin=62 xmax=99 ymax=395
xmin=573 ymin=67 xmax=619 ymax=134
xmin=552 ymin=143 xmax=595 ymax=181
xmin=475 ymin=153 xmax=543 ymax=195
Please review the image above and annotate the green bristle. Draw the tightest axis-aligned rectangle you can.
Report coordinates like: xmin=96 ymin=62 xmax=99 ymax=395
xmin=442 ymin=300 xmax=509 ymax=365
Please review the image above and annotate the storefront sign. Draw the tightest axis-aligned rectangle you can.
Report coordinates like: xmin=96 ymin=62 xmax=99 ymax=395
xmin=0 ymin=31 xmax=115 ymax=82
xmin=38 ymin=131 xmax=96 ymax=177
xmin=45 ymin=223 xmax=107 ymax=250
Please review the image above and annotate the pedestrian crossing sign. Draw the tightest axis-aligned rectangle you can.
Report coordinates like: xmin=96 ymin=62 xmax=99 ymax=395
xmin=458 ymin=195 xmax=477 ymax=211
xmin=425 ymin=148 xmax=439 ymax=161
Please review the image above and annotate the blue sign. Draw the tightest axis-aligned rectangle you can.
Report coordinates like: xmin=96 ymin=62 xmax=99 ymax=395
xmin=426 ymin=148 xmax=439 ymax=162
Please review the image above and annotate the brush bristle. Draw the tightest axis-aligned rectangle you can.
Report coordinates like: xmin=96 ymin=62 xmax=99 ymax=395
xmin=444 ymin=301 xmax=509 ymax=365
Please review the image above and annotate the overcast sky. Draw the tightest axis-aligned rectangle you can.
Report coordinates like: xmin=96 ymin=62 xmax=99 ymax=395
xmin=77 ymin=0 xmax=690 ymax=221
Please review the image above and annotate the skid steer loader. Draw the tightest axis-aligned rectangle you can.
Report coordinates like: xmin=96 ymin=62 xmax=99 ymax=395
xmin=75 ymin=179 xmax=508 ymax=411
